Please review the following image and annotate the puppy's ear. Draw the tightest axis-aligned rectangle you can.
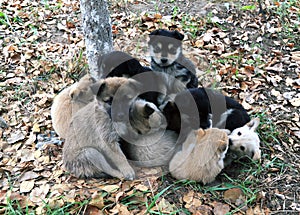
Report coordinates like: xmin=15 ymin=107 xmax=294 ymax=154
xmin=252 ymin=149 xmax=261 ymax=161
xmin=222 ymin=129 xmax=231 ymax=135
xmin=218 ymin=140 xmax=228 ymax=152
xmin=90 ymin=81 xmax=105 ymax=96
xmin=246 ymin=117 xmax=260 ymax=131
xmin=69 ymin=88 xmax=76 ymax=99
xmin=196 ymin=128 xmax=206 ymax=138
xmin=173 ymin=30 xmax=184 ymax=41
xmin=144 ymin=104 xmax=155 ymax=117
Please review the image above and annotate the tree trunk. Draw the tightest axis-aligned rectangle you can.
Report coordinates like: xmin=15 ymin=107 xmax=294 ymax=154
xmin=80 ymin=0 xmax=113 ymax=80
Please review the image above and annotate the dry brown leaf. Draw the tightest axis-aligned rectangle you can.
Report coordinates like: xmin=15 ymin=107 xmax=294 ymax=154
xmin=223 ymin=188 xmax=245 ymax=205
xmin=30 ymin=184 xmax=50 ymax=203
xmin=19 ymin=171 xmax=40 ymax=182
xmin=183 ymin=190 xmax=194 ymax=204
xmin=153 ymin=198 xmax=177 ymax=213
xmin=101 ymin=184 xmax=120 ymax=193
xmin=213 ymin=202 xmax=230 ymax=215
xmin=89 ymin=193 xmax=105 ymax=209
xmin=85 ymin=205 xmax=104 ymax=215
xmin=135 ymin=184 xmax=148 ymax=192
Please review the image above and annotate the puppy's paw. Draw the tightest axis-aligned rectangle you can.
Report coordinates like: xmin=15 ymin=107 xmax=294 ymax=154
xmin=121 ymin=166 xmax=136 ymax=180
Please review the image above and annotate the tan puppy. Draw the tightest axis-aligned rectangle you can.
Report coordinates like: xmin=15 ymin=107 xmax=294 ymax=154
xmin=169 ymin=128 xmax=229 ymax=184
xmin=51 ymin=74 xmax=95 ymax=138
xmin=63 ymin=98 xmax=135 ymax=180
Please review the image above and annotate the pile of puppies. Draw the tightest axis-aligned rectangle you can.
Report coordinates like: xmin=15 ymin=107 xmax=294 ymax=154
xmin=51 ymin=29 xmax=261 ymax=184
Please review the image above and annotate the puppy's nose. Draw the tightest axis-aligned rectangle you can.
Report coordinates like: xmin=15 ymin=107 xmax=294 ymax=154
xmin=161 ymin=58 xmax=168 ymax=64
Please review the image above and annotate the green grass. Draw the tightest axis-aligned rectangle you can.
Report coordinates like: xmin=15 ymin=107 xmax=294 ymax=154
xmin=66 ymin=49 xmax=88 ymax=81
xmin=2 ymin=196 xmax=90 ymax=215
xmin=269 ymin=0 xmax=300 ymax=49
xmin=254 ymin=111 xmax=281 ymax=147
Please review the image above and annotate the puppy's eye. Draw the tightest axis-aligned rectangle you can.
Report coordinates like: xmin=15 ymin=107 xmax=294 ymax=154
xmin=169 ymin=47 xmax=177 ymax=54
xmin=237 ymin=131 xmax=242 ymax=136
xmin=240 ymin=146 xmax=245 ymax=151
xmin=153 ymin=45 xmax=161 ymax=53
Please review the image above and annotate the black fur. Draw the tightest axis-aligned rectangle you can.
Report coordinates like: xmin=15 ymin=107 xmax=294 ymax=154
xmin=98 ymin=51 xmax=151 ymax=78
xmin=163 ymin=88 xmax=250 ymax=133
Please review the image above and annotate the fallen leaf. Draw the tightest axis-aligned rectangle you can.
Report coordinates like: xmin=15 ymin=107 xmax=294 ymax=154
xmin=271 ymin=89 xmax=281 ymax=97
xmin=30 ymin=184 xmax=50 ymax=203
xmin=223 ymin=188 xmax=245 ymax=205
xmin=32 ymin=123 xmax=40 ymax=133
xmin=19 ymin=171 xmax=40 ymax=182
xmin=135 ymin=184 xmax=148 ymax=192
xmin=85 ymin=205 xmax=104 ymax=215
xmin=183 ymin=190 xmax=194 ymax=204
xmin=153 ymin=198 xmax=177 ymax=213
xmin=7 ymin=132 xmax=25 ymax=144
xmin=101 ymin=184 xmax=119 ymax=193
xmin=20 ymin=180 xmax=35 ymax=193
xmin=90 ymin=192 xmax=105 ymax=209
xmin=290 ymin=97 xmax=300 ymax=107
xmin=213 ymin=202 xmax=230 ymax=215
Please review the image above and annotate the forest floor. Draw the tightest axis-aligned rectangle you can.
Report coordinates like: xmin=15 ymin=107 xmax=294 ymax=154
xmin=0 ymin=0 xmax=299 ymax=214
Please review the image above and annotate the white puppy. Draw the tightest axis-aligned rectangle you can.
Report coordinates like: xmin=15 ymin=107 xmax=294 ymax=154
xmin=228 ymin=118 xmax=261 ymax=161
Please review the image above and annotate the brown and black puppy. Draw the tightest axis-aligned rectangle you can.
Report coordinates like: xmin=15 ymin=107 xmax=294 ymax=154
xmin=51 ymin=74 xmax=95 ymax=138
xmin=62 ymin=98 xmax=136 ymax=180
xmin=169 ymin=128 xmax=229 ymax=184
xmin=149 ymin=29 xmax=198 ymax=88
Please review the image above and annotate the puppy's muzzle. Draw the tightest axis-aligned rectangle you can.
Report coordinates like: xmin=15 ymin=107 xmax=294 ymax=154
xmin=161 ymin=58 xmax=168 ymax=64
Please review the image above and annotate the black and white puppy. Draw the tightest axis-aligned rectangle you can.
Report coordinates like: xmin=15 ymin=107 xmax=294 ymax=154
xmin=162 ymin=88 xmax=261 ymax=163
xmin=148 ymin=29 xmax=198 ymax=88
xmin=162 ymin=87 xmax=250 ymax=134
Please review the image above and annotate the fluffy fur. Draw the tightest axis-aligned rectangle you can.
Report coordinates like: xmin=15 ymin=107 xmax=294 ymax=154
xmin=228 ymin=117 xmax=261 ymax=161
xmin=51 ymin=74 xmax=95 ymax=138
xmin=90 ymin=77 xmax=138 ymax=110
xmin=169 ymin=128 xmax=229 ymax=184
xmin=98 ymin=51 xmax=151 ymax=79
xmin=63 ymin=99 xmax=135 ymax=180
xmin=149 ymin=29 xmax=198 ymax=88
xmin=89 ymin=76 xmax=179 ymax=168
xmin=163 ymin=87 xmax=250 ymax=133
xmin=116 ymin=98 xmax=178 ymax=167
xmin=109 ymin=71 xmax=187 ymax=118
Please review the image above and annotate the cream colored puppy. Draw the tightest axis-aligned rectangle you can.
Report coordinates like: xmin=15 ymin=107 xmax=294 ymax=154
xmin=51 ymin=74 xmax=95 ymax=138
xmin=169 ymin=128 xmax=229 ymax=184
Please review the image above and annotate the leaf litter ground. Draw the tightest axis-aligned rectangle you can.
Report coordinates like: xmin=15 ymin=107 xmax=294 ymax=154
xmin=0 ymin=0 xmax=299 ymax=214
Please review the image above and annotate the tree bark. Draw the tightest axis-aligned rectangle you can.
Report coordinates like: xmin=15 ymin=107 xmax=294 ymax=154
xmin=80 ymin=0 xmax=113 ymax=80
